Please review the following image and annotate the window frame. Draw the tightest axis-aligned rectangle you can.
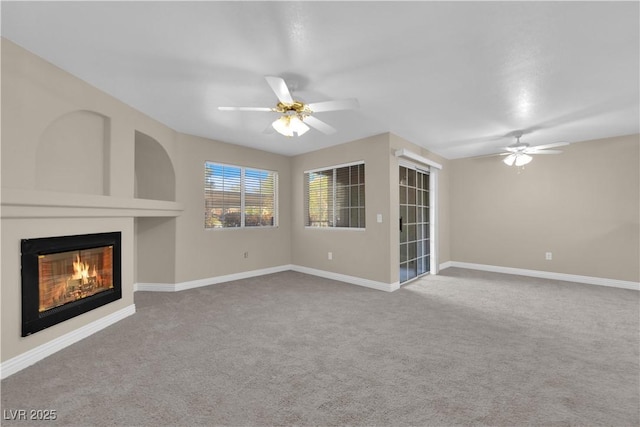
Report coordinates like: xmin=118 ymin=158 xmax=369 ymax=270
xmin=204 ymin=161 xmax=278 ymax=230
xmin=304 ymin=160 xmax=365 ymax=230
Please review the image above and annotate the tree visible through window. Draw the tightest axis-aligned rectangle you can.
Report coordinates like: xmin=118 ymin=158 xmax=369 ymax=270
xmin=205 ymin=162 xmax=277 ymax=229
xmin=304 ymin=162 xmax=365 ymax=228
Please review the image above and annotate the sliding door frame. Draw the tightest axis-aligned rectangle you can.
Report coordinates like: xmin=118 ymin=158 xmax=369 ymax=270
xmin=395 ymin=149 xmax=441 ymax=280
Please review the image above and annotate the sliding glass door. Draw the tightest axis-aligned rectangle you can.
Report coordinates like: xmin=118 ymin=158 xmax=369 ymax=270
xmin=399 ymin=165 xmax=430 ymax=283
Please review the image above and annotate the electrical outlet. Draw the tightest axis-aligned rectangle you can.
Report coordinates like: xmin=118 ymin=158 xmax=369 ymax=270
xmin=545 ymin=252 xmax=552 ymax=261
xmin=328 ymin=252 xmax=333 ymax=260
xmin=244 ymin=251 xmax=249 ymax=259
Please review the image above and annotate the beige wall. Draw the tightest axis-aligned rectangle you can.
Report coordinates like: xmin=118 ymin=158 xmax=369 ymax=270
xmin=1 ymin=38 xmax=176 ymax=362
xmin=291 ymin=133 xmax=392 ymax=283
xmin=450 ymin=134 xmax=640 ymax=282
xmin=135 ymin=217 xmax=177 ymax=284
xmin=172 ymin=133 xmax=292 ymax=283
xmin=291 ymin=133 xmax=450 ymax=284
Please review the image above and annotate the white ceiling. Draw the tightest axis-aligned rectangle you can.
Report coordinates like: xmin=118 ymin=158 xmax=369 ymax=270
xmin=2 ymin=1 xmax=638 ymax=159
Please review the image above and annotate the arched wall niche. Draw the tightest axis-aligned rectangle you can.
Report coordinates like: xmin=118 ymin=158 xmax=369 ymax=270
xmin=36 ymin=110 xmax=109 ymax=195
xmin=134 ymin=130 xmax=176 ymax=201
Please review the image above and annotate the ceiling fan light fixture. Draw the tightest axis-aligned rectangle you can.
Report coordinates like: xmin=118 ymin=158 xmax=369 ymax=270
xmin=272 ymin=114 xmax=309 ymax=137
xmin=289 ymin=115 xmax=309 ymax=136
xmin=503 ymin=153 xmax=517 ymax=166
xmin=503 ymin=153 xmax=533 ymax=167
xmin=515 ymin=153 xmax=532 ymax=166
xmin=272 ymin=115 xmax=292 ymax=137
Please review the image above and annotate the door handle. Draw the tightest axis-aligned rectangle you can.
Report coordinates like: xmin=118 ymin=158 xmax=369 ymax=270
xmin=399 ymin=216 xmax=403 ymax=232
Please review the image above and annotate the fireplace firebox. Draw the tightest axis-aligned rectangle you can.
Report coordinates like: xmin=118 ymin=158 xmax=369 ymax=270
xmin=21 ymin=232 xmax=122 ymax=336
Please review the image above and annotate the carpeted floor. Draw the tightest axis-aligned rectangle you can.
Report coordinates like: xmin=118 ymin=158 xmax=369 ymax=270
xmin=1 ymin=268 xmax=638 ymax=426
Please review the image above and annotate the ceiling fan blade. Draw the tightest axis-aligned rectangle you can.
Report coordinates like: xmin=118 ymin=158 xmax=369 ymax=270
xmin=526 ymin=149 xmax=564 ymax=154
xmin=265 ymin=76 xmax=294 ymax=104
xmin=307 ymin=98 xmax=359 ymax=113
xmin=530 ymin=141 xmax=570 ymax=150
xmin=473 ymin=152 xmax=510 ymax=159
xmin=218 ymin=106 xmax=274 ymax=112
xmin=303 ymin=115 xmax=337 ymax=135
xmin=504 ymin=146 xmax=523 ymax=152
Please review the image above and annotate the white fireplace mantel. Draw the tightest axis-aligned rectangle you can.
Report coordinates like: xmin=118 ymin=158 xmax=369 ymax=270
xmin=1 ymin=188 xmax=183 ymax=218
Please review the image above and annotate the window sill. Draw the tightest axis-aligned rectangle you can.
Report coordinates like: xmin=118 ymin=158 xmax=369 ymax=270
xmin=205 ymin=226 xmax=279 ymax=231
xmin=304 ymin=226 xmax=365 ymax=231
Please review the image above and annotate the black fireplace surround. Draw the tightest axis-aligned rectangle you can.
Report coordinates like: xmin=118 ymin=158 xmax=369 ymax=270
xmin=21 ymin=232 xmax=122 ymax=336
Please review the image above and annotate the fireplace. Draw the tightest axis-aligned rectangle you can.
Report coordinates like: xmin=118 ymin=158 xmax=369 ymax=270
xmin=21 ymin=232 xmax=122 ymax=336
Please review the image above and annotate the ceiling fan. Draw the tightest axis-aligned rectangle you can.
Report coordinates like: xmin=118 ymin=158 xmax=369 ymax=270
xmin=493 ymin=132 xmax=570 ymax=166
xmin=218 ymin=76 xmax=359 ymax=137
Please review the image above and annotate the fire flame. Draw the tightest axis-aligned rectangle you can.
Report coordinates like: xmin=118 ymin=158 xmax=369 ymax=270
xmin=72 ymin=254 xmax=91 ymax=282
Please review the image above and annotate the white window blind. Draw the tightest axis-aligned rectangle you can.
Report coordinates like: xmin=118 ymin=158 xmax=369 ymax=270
xmin=205 ymin=162 xmax=277 ymax=229
xmin=304 ymin=162 xmax=365 ymax=228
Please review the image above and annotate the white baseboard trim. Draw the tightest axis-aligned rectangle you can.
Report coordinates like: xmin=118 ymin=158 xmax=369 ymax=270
xmin=0 ymin=304 xmax=136 ymax=380
xmin=134 ymin=282 xmax=174 ymax=292
xmin=439 ymin=261 xmax=453 ymax=270
xmin=135 ymin=265 xmax=398 ymax=293
xmin=291 ymin=265 xmax=399 ymax=292
xmin=134 ymin=265 xmax=293 ymax=292
xmin=444 ymin=261 xmax=640 ymax=291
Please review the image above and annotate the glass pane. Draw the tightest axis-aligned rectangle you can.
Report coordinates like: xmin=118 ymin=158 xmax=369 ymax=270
xmin=417 ymin=226 xmax=423 ymax=243
xmin=399 ymin=186 xmax=407 ymax=204
xmin=336 ymin=208 xmax=350 ymax=227
xmin=423 ymin=173 xmax=429 ymax=190
xmin=223 ymin=190 xmax=241 ymax=206
xmin=350 ymin=185 xmax=359 ymax=207
xmin=425 ymin=255 xmax=430 ymax=272
xmin=350 ymin=208 xmax=359 ymax=228
xmin=359 ymin=185 xmax=365 ymax=207
xmin=222 ymin=207 xmax=241 ymax=227
xmin=407 ymin=224 xmax=416 ymax=242
xmin=417 ymin=173 xmax=423 ymax=189
xmin=408 ymin=169 xmax=416 ymax=187
xmin=408 ymin=241 xmax=417 ymax=261
xmin=400 ymin=263 xmax=408 ymax=283
xmin=424 ymin=224 xmax=430 ymax=240
xmin=400 ymin=214 xmax=407 ymax=242
xmin=407 ymin=260 xmax=417 ymax=280
xmin=424 ymin=238 xmax=430 ymax=255
xmin=408 ymin=206 xmax=416 ymax=224
xmin=307 ymin=170 xmax=332 ymax=227
xmin=358 ymin=208 xmax=365 ymax=228
xmin=335 ymin=166 xmax=350 ymax=186
xmin=400 ymin=243 xmax=408 ymax=262
xmin=244 ymin=168 xmax=276 ymax=228
xmin=335 ymin=182 xmax=349 ymax=209
xmin=399 ymin=166 xmax=407 ymax=186
xmin=359 ymin=164 xmax=365 ymax=185
xmin=421 ymin=240 xmax=428 ymax=257
xmin=417 ymin=257 xmax=427 ymax=275
xmin=400 ymin=206 xmax=408 ymax=224
xmin=350 ymin=165 xmax=360 ymax=185
xmin=423 ymin=207 xmax=429 ymax=223
xmin=422 ymin=190 xmax=429 ymax=207
xmin=408 ymin=188 xmax=416 ymax=205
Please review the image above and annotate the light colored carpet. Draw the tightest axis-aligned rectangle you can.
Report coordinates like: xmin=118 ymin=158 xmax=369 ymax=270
xmin=1 ymin=268 xmax=638 ymax=426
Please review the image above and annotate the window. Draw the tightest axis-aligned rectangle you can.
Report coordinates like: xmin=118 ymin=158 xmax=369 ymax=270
xmin=304 ymin=162 xmax=365 ymax=228
xmin=205 ymin=162 xmax=277 ymax=229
